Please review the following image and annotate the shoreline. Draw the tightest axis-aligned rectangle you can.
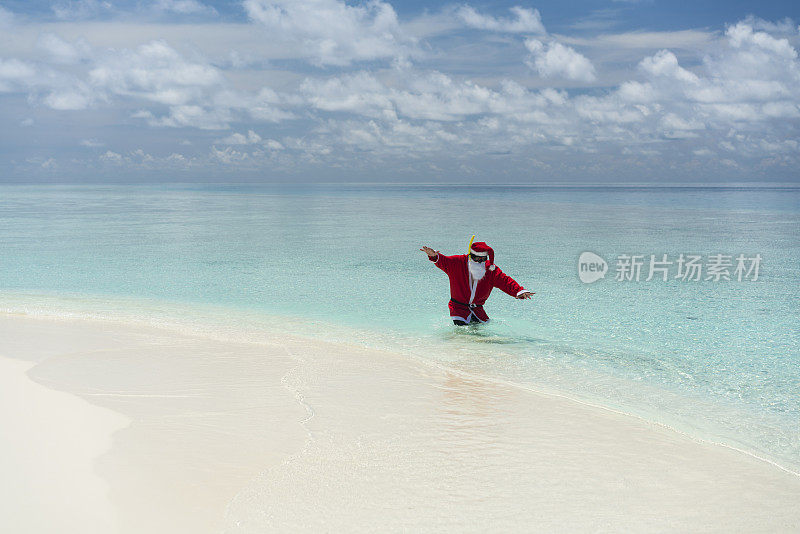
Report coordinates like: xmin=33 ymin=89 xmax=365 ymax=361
xmin=4 ymin=293 xmax=796 ymax=478
xmin=225 ymin=330 xmax=800 ymax=532
xmin=2 ymin=313 xmax=800 ymax=532
xmin=401 ymin=349 xmax=800 ymax=479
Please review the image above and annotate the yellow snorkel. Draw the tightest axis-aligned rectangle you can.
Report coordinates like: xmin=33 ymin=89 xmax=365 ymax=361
xmin=467 ymin=234 xmax=475 ymax=256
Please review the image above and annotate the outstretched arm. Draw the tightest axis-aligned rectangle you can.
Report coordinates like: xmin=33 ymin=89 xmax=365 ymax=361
xmin=493 ymin=267 xmax=535 ymax=299
xmin=420 ymin=246 xmax=458 ymax=273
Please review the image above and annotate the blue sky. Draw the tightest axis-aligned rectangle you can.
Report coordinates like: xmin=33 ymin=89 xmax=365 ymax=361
xmin=1 ymin=1 xmax=799 ymax=183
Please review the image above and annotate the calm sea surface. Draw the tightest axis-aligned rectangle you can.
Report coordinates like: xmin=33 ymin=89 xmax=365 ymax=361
xmin=1 ymin=183 xmax=798 ymax=470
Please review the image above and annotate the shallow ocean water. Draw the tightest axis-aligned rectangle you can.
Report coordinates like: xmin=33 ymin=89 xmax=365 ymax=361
xmin=0 ymin=183 xmax=798 ymax=471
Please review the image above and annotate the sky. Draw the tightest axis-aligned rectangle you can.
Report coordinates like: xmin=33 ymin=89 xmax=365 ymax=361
xmin=0 ymin=1 xmax=799 ymax=183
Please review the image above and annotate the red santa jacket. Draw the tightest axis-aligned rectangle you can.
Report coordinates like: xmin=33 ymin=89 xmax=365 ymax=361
xmin=429 ymin=252 xmax=527 ymax=322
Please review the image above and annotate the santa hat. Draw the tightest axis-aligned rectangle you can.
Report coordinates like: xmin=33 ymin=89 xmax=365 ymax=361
xmin=470 ymin=241 xmax=496 ymax=271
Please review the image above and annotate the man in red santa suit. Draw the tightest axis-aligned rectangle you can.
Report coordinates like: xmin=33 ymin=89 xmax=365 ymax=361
xmin=420 ymin=241 xmax=534 ymax=325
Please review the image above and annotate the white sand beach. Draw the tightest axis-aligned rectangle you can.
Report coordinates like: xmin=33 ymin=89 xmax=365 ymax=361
xmin=1 ymin=313 xmax=799 ymax=533
xmin=0 ymin=357 xmax=126 ymax=534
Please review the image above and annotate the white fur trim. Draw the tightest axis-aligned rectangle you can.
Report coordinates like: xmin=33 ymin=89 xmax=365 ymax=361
xmin=450 ymin=315 xmax=469 ymax=322
xmin=516 ymin=289 xmax=528 ymax=297
xmin=469 ymin=270 xmax=479 ymax=302
xmin=469 ymin=249 xmax=488 ymax=256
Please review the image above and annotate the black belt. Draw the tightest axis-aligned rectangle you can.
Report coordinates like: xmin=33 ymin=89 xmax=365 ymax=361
xmin=450 ymin=298 xmax=482 ymax=309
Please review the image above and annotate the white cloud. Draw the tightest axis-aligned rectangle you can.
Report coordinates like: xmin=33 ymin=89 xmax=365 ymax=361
xmin=738 ymin=16 xmax=798 ymax=35
xmin=97 ymin=148 xmax=196 ymax=169
xmin=41 ymin=158 xmax=57 ymax=169
xmin=211 ymin=145 xmax=252 ymax=164
xmin=661 ymin=113 xmax=704 ymax=131
xmin=80 ymin=138 xmax=104 ymax=147
xmin=213 ymin=88 xmax=297 ymax=123
xmin=146 ymin=105 xmax=232 ymax=129
xmin=712 ymin=22 xmax=800 ymax=87
xmin=100 ymin=150 xmax=124 ymax=163
xmin=216 ymin=130 xmax=263 ymax=145
xmin=457 ymin=6 xmax=545 ymax=34
xmin=393 ymin=73 xmax=497 ymax=120
xmin=37 ymin=33 xmax=92 ymax=64
xmin=290 ymin=18 xmax=799 ymax=170
xmin=243 ymin=0 xmax=415 ymax=66
xmin=617 ymin=81 xmax=656 ymax=103
xmin=300 ymin=72 xmax=396 ymax=119
xmin=630 ymin=24 xmax=800 ymax=124
xmin=525 ymin=39 xmax=597 ymax=82
xmin=761 ymin=101 xmax=800 ymax=118
xmin=639 ymin=50 xmax=699 ymax=84
xmin=44 ymin=89 xmax=93 ymax=110
xmin=89 ymin=40 xmax=223 ymax=105
xmin=0 ymin=58 xmax=100 ymax=110
xmin=726 ymin=22 xmax=797 ymax=57
xmin=301 ymin=71 xmax=529 ymax=122
xmin=1 ymin=9 xmax=799 ymax=179
xmin=0 ymin=59 xmax=37 ymax=91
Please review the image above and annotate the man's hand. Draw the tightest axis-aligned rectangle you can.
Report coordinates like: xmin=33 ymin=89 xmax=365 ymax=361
xmin=517 ymin=291 xmax=535 ymax=299
xmin=420 ymin=246 xmax=438 ymax=259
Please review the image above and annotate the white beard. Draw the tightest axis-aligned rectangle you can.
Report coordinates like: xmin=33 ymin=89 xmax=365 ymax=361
xmin=468 ymin=259 xmax=487 ymax=281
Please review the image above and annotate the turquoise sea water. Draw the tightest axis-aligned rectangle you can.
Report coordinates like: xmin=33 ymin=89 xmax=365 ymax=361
xmin=1 ymin=183 xmax=798 ymax=471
